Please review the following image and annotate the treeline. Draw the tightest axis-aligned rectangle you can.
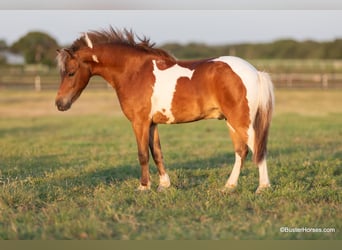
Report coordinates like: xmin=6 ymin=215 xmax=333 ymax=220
xmin=0 ymin=31 xmax=58 ymax=66
xmin=1 ymin=30 xmax=342 ymax=67
xmin=161 ymin=39 xmax=342 ymax=60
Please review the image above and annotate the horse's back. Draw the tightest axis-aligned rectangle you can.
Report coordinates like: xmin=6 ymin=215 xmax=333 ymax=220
xmin=212 ymin=56 xmax=259 ymax=95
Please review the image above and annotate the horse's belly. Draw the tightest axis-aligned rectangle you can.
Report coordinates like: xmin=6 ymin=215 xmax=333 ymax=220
xmin=151 ymin=99 xmax=222 ymax=124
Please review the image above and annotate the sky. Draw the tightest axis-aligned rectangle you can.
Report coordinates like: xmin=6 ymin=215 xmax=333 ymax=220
xmin=0 ymin=0 xmax=341 ymax=47
xmin=0 ymin=10 xmax=341 ymax=47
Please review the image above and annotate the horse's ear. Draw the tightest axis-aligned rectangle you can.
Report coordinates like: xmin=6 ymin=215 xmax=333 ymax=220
xmin=57 ymin=48 xmax=74 ymax=58
xmin=64 ymin=49 xmax=72 ymax=57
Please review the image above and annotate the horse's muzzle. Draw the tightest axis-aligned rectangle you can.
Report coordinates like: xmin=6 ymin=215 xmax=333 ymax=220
xmin=55 ymin=98 xmax=71 ymax=111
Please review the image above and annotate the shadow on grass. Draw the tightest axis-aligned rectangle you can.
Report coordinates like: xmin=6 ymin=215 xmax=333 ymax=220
xmin=55 ymin=151 xmax=234 ymax=186
xmin=0 ymin=154 xmax=67 ymax=179
xmin=18 ymin=151 xmax=237 ymax=199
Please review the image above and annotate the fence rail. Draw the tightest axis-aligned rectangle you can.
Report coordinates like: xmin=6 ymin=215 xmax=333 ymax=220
xmin=0 ymin=75 xmax=110 ymax=91
xmin=1 ymin=73 xmax=342 ymax=90
xmin=271 ymin=73 xmax=342 ymax=88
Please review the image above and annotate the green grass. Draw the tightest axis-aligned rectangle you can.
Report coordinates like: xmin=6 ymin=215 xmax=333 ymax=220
xmin=0 ymin=90 xmax=341 ymax=239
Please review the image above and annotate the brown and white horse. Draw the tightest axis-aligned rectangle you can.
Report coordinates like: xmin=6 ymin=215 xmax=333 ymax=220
xmin=55 ymin=28 xmax=274 ymax=193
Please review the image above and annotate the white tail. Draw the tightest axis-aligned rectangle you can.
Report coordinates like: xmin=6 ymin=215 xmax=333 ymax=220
xmin=257 ymin=72 xmax=274 ymax=113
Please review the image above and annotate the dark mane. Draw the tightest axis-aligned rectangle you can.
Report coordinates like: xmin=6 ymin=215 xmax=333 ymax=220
xmin=70 ymin=27 xmax=174 ymax=59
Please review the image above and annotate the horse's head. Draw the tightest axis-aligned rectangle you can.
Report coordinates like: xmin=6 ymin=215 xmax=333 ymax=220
xmin=55 ymin=48 xmax=92 ymax=111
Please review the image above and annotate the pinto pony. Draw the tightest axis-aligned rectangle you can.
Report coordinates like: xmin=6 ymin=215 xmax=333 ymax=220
xmin=55 ymin=28 xmax=274 ymax=193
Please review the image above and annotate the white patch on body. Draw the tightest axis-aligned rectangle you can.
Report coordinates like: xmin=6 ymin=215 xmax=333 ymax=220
xmin=211 ymin=56 xmax=259 ymax=150
xmin=150 ymin=60 xmax=194 ymax=123
xmin=84 ymin=33 xmax=93 ymax=49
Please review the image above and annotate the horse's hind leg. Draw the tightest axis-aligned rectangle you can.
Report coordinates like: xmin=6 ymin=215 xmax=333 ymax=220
xmin=149 ymin=124 xmax=170 ymax=191
xmin=247 ymin=126 xmax=271 ymax=194
xmin=223 ymin=123 xmax=248 ymax=192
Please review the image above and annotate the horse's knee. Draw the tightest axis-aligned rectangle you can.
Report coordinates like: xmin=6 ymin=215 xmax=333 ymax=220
xmin=138 ymin=151 xmax=149 ymax=165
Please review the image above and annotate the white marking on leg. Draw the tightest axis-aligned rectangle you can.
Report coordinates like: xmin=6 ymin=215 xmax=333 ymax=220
xmin=137 ymin=180 xmax=151 ymax=191
xmin=225 ymin=153 xmax=242 ymax=188
xmin=159 ymin=173 xmax=171 ymax=187
xmin=158 ymin=173 xmax=171 ymax=191
xmin=84 ymin=33 xmax=93 ymax=49
xmin=92 ymin=54 xmax=99 ymax=63
xmin=150 ymin=60 xmax=194 ymax=123
xmin=256 ymin=158 xmax=271 ymax=193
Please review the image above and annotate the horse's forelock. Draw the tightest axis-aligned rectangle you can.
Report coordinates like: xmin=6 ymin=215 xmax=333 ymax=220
xmin=56 ymin=49 xmax=71 ymax=73
xmin=56 ymin=53 xmax=66 ymax=73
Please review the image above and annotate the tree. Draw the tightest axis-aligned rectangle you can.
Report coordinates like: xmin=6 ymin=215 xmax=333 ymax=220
xmin=324 ymin=39 xmax=342 ymax=59
xmin=0 ymin=40 xmax=7 ymax=64
xmin=11 ymin=31 xmax=59 ymax=66
xmin=0 ymin=39 xmax=7 ymax=51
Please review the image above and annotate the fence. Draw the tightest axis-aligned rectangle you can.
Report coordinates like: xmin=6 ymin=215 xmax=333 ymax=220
xmin=1 ymin=73 xmax=342 ymax=90
xmin=0 ymin=75 xmax=110 ymax=91
xmin=271 ymin=73 xmax=342 ymax=89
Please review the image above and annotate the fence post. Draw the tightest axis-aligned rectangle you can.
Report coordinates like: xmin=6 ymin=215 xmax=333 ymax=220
xmin=34 ymin=75 xmax=41 ymax=91
xmin=287 ymin=74 xmax=293 ymax=88
xmin=321 ymin=74 xmax=328 ymax=88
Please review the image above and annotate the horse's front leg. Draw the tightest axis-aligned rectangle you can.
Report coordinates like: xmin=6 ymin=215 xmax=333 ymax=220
xmin=132 ymin=121 xmax=151 ymax=191
xmin=149 ymin=124 xmax=170 ymax=191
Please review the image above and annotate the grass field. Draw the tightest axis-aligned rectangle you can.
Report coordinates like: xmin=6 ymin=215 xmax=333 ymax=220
xmin=0 ymin=89 xmax=341 ymax=239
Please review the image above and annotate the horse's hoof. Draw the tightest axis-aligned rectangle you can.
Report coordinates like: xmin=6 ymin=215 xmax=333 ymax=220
xmin=157 ymin=185 xmax=170 ymax=192
xmin=220 ymin=184 xmax=237 ymax=194
xmin=255 ymin=184 xmax=271 ymax=194
xmin=136 ymin=184 xmax=151 ymax=191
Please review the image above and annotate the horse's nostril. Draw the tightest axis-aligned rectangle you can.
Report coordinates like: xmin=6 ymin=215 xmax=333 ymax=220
xmin=56 ymin=99 xmax=62 ymax=109
xmin=56 ymin=100 xmax=61 ymax=108
xmin=55 ymin=99 xmax=70 ymax=111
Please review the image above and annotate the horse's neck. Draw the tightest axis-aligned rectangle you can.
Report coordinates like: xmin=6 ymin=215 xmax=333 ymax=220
xmin=92 ymin=46 xmax=153 ymax=88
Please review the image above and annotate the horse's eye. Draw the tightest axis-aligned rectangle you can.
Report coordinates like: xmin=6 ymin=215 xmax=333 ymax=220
xmin=68 ymin=72 xmax=75 ymax=77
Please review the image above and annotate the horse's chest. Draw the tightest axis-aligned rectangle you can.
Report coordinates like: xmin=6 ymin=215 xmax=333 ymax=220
xmin=149 ymin=61 xmax=194 ymax=123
